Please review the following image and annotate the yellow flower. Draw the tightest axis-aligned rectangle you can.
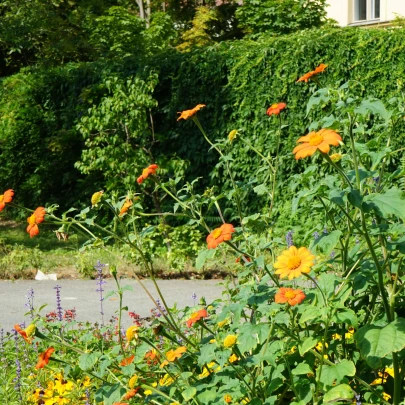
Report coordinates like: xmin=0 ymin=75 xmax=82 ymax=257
xmin=382 ymin=393 xmax=391 ymax=401
xmin=126 ymin=325 xmax=138 ymax=342
xmin=199 ymin=362 xmax=221 ymax=379
xmin=330 ymin=153 xmax=342 ymax=162
xmin=332 ymin=333 xmax=342 ymax=340
xmin=229 ymin=354 xmax=239 ymax=363
xmin=287 ymin=346 xmax=297 ymax=354
xmin=223 ymin=334 xmax=237 ymax=348
xmin=241 ymin=398 xmax=250 ymax=404
xmin=224 ymin=394 xmax=232 ymax=403
xmin=144 ymin=389 xmax=153 ymax=396
xmin=152 ymin=382 xmax=158 ymax=388
xmin=274 ymin=246 xmax=315 ymax=280
xmin=371 ymin=367 xmax=395 ymax=385
xmin=228 ymin=130 xmax=238 ymax=142
xmin=218 ymin=319 xmax=229 ymax=328
xmin=209 ymin=338 xmax=216 ymax=344
xmin=159 ymin=374 xmax=175 ymax=387
xmin=129 ymin=374 xmax=139 ymax=388
xmin=91 ymin=191 xmax=103 ymax=207
xmin=345 ymin=327 xmax=355 ymax=340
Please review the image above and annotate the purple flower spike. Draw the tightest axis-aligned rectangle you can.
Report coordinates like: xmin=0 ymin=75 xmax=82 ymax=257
xmin=25 ymin=288 xmax=35 ymax=320
xmin=54 ymin=285 xmax=63 ymax=321
xmin=286 ymin=230 xmax=294 ymax=248
xmin=95 ymin=261 xmax=107 ymax=326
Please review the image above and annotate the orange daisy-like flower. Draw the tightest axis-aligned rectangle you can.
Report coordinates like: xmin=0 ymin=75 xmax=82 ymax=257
xmin=177 ymin=104 xmax=206 ymax=121
xmin=0 ymin=189 xmax=14 ymax=212
xmin=293 ymin=129 xmax=342 ymax=160
xmin=26 ymin=207 xmax=46 ymax=238
xmin=206 ymin=223 xmax=235 ymax=249
xmin=120 ymin=355 xmax=135 ymax=366
xmin=297 ymin=63 xmax=328 ymax=83
xmin=14 ymin=323 xmax=36 ymax=344
xmin=119 ymin=199 xmax=133 ymax=217
xmin=186 ymin=308 xmax=208 ymax=328
xmin=145 ymin=349 xmax=160 ymax=365
xmin=123 ymin=388 xmax=139 ymax=400
xmin=137 ymin=164 xmax=158 ymax=185
xmin=266 ymin=102 xmax=286 ymax=116
xmin=275 ymin=288 xmax=306 ymax=306
xmin=160 ymin=346 xmax=187 ymax=368
xmin=274 ymin=246 xmax=315 ymax=280
xmin=35 ymin=347 xmax=55 ymax=369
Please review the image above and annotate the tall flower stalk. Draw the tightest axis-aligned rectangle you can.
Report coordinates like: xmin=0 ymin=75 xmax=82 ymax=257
xmin=95 ymin=261 xmax=107 ymax=326
xmin=54 ymin=285 xmax=63 ymax=321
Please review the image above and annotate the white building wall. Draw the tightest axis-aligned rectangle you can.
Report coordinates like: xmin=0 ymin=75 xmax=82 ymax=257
xmin=326 ymin=0 xmax=350 ymax=26
xmin=326 ymin=0 xmax=405 ymax=26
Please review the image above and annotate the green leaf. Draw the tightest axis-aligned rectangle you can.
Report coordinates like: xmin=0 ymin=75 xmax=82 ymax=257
xmin=323 ymin=384 xmax=354 ymax=403
xmin=195 ymin=249 xmax=216 ymax=270
xmin=299 ymin=306 xmax=321 ymax=324
xmin=364 ymin=188 xmax=405 ymax=221
xmin=355 ymin=318 xmax=405 ymax=368
xmin=253 ymin=184 xmax=269 ymax=196
xmin=329 ymin=189 xmax=347 ymax=206
xmin=182 ymin=387 xmax=197 ymax=401
xmin=95 ymin=383 xmax=126 ymax=405
xmin=299 ymin=336 xmax=318 ymax=356
xmin=319 ymin=360 xmax=356 ymax=389
xmin=347 ymin=189 xmax=363 ymax=208
xmin=79 ymin=352 xmax=99 ymax=371
xmin=334 ymin=309 xmax=358 ymax=328
xmin=354 ymin=99 xmax=390 ymax=121
xmin=292 ymin=362 xmax=313 ymax=375
xmin=313 ymin=231 xmax=342 ymax=255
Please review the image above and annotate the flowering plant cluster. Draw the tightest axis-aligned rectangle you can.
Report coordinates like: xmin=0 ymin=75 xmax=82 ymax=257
xmin=3 ymin=64 xmax=405 ymax=405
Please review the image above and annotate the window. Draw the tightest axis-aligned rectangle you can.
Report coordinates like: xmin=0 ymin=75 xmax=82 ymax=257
xmin=353 ymin=0 xmax=380 ymax=21
xmin=371 ymin=0 xmax=380 ymax=19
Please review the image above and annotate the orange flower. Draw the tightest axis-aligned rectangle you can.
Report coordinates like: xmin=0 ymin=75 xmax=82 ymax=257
xmin=0 ymin=189 xmax=14 ymax=212
xmin=275 ymin=288 xmax=306 ymax=306
xmin=160 ymin=346 xmax=187 ymax=368
xmin=123 ymin=388 xmax=139 ymax=400
xmin=297 ymin=63 xmax=328 ymax=83
xmin=145 ymin=349 xmax=160 ymax=365
xmin=266 ymin=102 xmax=286 ymax=116
xmin=274 ymin=246 xmax=315 ymax=280
xmin=137 ymin=164 xmax=158 ymax=185
xmin=35 ymin=347 xmax=54 ymax=369
xmin=187 ymin=308 xmax=208 ymax=328
xmin=314 ymin=63 xmax=328 ymax=74
xmin=14 ymin=324 xmax=35 ymax=344
xmin=26 ymin=207 xmax=46 ymax=238
xmin=206 ymin=223 xmax=235 ymax=249
xmin=177 ymin=104 xmax=206 ymax=121
xmin=120 ymin=355 xmax=135 ymax=366
xmin=119 ymin=199 xmax=133 ymax=216
xmin=293 ymin=129 xmax=341 ymax=160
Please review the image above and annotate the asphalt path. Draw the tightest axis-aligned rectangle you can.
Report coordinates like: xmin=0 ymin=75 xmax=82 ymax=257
xmin=0 ymin=279 xmax=225 ymax=332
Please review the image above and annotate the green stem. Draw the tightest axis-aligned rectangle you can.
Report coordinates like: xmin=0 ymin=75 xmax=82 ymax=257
xmin=320 ymin=152 xmax=353 ymax=188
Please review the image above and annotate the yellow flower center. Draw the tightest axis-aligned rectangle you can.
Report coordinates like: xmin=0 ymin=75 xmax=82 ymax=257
xmin=284 ymin=290 xmax=296 ymax=299
xmin=0 ymin=195 xmax=3 ymax=203
xmin=270 ymin=103 xmax=279 ymax=109
xmin=28 ymin=214 xmax=36 ymax=226
xmin=287 ymin=256 xmax=301 ymax=269
xmin=212 ymin=228 xmax=223 ymax=239
xmin=309 ymin=133 xmax=324 ymax=146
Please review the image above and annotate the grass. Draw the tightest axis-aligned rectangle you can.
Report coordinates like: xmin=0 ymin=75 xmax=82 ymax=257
xmin=0 ymin=219 xmax=229 ymax=280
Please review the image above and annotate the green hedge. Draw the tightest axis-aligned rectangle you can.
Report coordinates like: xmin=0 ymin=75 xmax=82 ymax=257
xmin=1 ymin=27 xmax=405 ymax=222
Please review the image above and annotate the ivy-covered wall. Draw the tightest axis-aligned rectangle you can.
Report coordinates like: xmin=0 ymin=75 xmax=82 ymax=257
xmin=1 ymin=27 xmax=405 ymax=218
